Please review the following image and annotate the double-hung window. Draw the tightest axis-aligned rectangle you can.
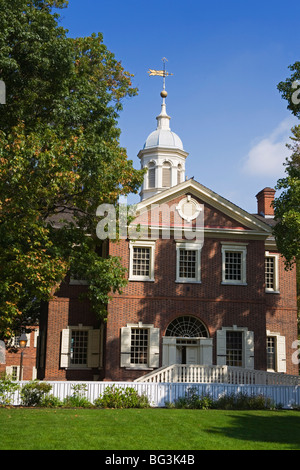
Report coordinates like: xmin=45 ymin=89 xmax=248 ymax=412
xmin=265 ymin=252 xmax=279 ymax=293
xmin=120 ymin=323 xmax=160 ymax=369
xmin=176 ymin=242 xmax=202 ymax=283
xmin=129 ymin=241 xmax=155 ymax=281
xmin=221 ymin=243 xmax=247 ymax=285
xmin=60 ymin=325 xmax=103 ymax=369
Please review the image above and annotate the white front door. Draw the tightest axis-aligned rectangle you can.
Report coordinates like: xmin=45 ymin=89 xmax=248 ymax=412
xmin=163 ymin=337 xmax=213 ymax=366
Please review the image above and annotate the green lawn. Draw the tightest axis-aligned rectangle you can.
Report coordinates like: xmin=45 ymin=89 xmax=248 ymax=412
xmin=0 ymin=408 xmax=299 ymax=450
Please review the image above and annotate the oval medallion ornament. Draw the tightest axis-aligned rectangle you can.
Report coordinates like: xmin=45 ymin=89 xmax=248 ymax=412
xmin=176 ymin=195 xmax=202 ymax=222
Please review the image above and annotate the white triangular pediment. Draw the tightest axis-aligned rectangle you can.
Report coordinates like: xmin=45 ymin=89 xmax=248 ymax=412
xmin=134 ymin=178 xmax=272 ymax=235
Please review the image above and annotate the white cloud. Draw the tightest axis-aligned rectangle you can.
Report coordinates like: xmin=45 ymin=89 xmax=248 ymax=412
xmin=242 ymin=118 xmax=295 ymax=178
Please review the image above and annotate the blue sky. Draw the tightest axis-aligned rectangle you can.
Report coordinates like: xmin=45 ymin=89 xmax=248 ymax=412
xmin=57 ymin=0 xmax=300 ymax=213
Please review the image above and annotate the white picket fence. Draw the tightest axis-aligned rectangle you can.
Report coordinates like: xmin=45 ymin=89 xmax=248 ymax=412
xmin=134 ymin=364 xmax=300 ymax=386
xmin=10 ymin=381 xmax=300 ymax=409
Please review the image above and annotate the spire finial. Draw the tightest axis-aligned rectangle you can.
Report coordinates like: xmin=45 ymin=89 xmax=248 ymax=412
xmin=148 ymin=57 xmax=173 ymax=101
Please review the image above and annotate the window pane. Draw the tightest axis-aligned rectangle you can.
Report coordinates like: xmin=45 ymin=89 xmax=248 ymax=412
xmin=226 ymin=331 xmax=243 ymax=367
xmin=265 ymin=257 xmax=275 ymax=289
xmin=131 ymin=328 xmax=148 ymax=364
xmin=267 ymin=337 xmax=276 ymax=370
xmin=133 ymin=247 xmax=150 ymax=277
xmin=70 ymin=330 xmax=88 ymax=366
xmin=225 ymin=252 xmax=242 ymax=281
xmin=179 ymin=249 xmax=196 ymax=278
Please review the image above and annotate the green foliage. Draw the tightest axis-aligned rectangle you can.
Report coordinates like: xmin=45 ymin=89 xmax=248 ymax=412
xmin=213 ymin=392 xmax=276 ymax=410
xmin=272 ymin=125 xmax=300 ymax=269
xmin=63 ymin=384 xmax=92 ymax=408
xmin=167 ymin=386 xmax=213 ymax=410
xmin=0 ymin=373 xmax=20 ymax=406
xmin=167 ymin=387 xmax=276 ymax=410
xmin=0 ymin=1 xmax=144 ymax=336
xmin=20 ymin=380 xmax=52 ymax=406
xmin=278 ymin=62 xmax=300 ymax=118
xmin=94 ymin=384 xmax=150 ymax=409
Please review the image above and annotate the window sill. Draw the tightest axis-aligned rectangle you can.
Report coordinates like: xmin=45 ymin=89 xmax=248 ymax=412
xmin=128 ymin=277 xmax=155 ymax=282
xmin=265 ymin=290 xmax=280 ymax=294
xmin=221 ymin=282 xmax=247 ymax=286
xmin=175 ymin=280 xmax=202 ymax=284
xmin=125 ymin=366 xmax=154 ymax=371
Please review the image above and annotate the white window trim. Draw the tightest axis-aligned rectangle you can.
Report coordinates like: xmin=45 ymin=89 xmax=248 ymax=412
xmin=120 ymin=322 xmax=160 ymax=370
xmin=265 ymin=252 xmax=280 ymax=293
xmin=175 ymin=242 xmax=202 ymax=283
xmin=221 ymin=242 xmax=247 ymax=285
xmin=128 ymin=240 xmax=155 ymax=282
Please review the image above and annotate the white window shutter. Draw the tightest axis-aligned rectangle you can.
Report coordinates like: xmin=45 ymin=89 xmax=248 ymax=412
xmin=245 ymin=330 xmax=254 ymax=369
xmin=120 ymin=327 xmax=131 ymax=367
xmin=149 ymin=327 xmax=160 ymax=368
xmin=87 ymin=329 xmax=101 ymax=368
xmin=60 ymin=329 xmax=71 ymax=368
xmin=277 ymin=335 xmax=286 ymax=373
xmin=216 ymin=330 xmax=227 ymax=365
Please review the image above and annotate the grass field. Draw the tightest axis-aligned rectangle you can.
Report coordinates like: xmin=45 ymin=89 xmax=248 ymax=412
xmin=0 ymin=408 xmax=300 ymax=450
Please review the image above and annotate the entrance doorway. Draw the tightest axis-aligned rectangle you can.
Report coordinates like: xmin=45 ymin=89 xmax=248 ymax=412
xmin=162 ymin=316 xmax=213 ymax=367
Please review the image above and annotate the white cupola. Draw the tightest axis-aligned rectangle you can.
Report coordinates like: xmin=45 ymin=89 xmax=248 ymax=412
xmin=138 ymin=88 xmax=188 ymax=201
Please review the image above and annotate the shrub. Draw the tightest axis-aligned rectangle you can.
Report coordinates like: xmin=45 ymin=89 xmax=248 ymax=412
xmin=213 ymin=392 xmax=276 ymax=410
xmin=20 ymin=380 xmax=52 ymax=406
xmin=94 ymin=384 xmax=150 ymax=409
xmin=63 ymin=383 xmax=92 ymax=408
xmin=0 ymin=373 xmax=20 ymax=406
xmin=171 ymin=386 xmax=213 ymax=410
xmin=40 ymin=394 xmax=63 ymax=408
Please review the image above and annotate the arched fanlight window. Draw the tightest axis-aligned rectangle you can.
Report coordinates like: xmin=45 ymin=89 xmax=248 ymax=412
xmin=162 ymin=161 xmax=171 ymax=187
xmin=177 ymin=164 xmax=182 ymax=184
xmin=148 ymin=162 xmax=156 ymax=188
xmin=165 ymin=316 xmax=208 ymax=338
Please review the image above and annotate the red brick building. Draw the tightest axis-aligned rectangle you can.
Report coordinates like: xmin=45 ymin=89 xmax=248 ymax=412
xmin=36 ymin=89 xmax=298 ymax=382
xmin=0 ymin=328 xmax=39 ymax=381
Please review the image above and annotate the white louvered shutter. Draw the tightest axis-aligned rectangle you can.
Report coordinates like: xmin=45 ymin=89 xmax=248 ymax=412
xmin=60 ymin=329 xmax=71 ymax=368
xmin=149 ymin=328 xmax=160 ymax=368
xmin=87 ymin=329 xmax=101 ymax=368
xmin=120 ymin=327 xmax=131 ymax=367
xmin=277 ymin=335 xmax=286 ymax=373
xmin=245 ymin=330 xmax=254 ymax=369
xmin=216 ymin=330 xmax=227 ymax=366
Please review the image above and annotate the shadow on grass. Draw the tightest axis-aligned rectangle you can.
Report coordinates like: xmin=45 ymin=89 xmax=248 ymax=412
xmin=205 ymin=412 xmax=300 ymax=450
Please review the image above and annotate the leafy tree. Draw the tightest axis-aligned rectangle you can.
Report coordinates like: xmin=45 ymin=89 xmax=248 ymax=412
xmin=272 ymin=125 xmax=300 ymax=269
xmin=0 ymin=0 xmax=144 ymax=337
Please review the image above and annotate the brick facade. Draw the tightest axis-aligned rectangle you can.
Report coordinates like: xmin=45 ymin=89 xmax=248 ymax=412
xmin=34 ymin=181 xmax=298 ymax=382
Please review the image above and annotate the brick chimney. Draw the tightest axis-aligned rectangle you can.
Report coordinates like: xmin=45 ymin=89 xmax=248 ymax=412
xmin=256 ymin=187 xmax=275 ymax=217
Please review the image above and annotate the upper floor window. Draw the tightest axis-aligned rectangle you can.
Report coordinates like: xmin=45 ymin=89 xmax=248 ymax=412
xmin=221 ymin=243 xmax=247 ymax=285
xmin=176 ymin=242 xmax=202 ymax=283
xmin=265 ymin=252 xmax=279 ymax=293
xmin=129 ymin=241 xmax=155 ymax=282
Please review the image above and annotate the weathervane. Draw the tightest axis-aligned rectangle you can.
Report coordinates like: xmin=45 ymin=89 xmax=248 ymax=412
xmin=148 ymin=57 xmax=173 ymax=96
